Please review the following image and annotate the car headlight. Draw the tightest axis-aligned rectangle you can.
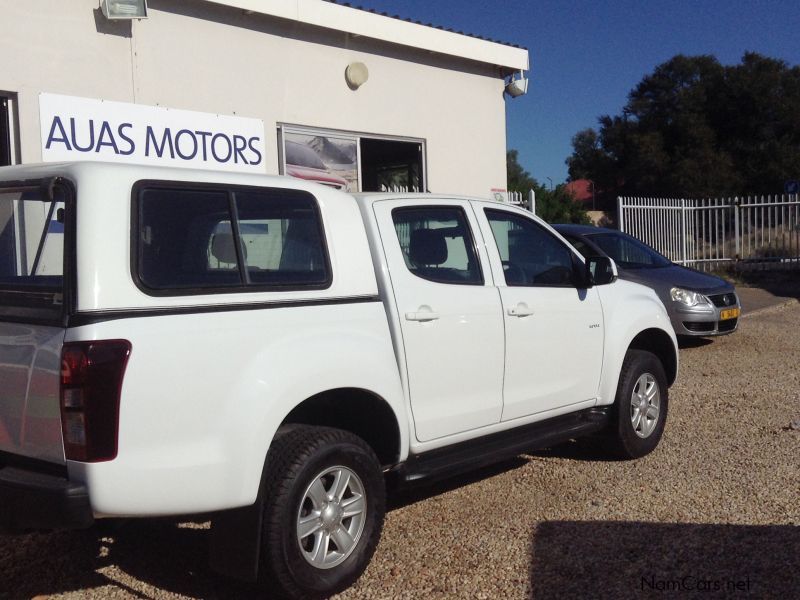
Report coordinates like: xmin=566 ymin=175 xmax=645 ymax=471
xmin=670 ymin=287 xmax=712 ymax=308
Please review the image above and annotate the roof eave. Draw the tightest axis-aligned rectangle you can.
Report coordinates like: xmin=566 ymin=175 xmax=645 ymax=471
xmin=201 ymin=0 xmax=530 ymax=71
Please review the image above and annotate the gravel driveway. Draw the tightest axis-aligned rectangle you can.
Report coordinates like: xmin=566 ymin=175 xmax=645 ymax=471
xmin=2 ymin=303 xmax=798 ymax=599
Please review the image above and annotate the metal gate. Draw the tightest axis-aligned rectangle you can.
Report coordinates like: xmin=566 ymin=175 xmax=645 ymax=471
xmin=618 ymin=195 xmax=800 ymax=270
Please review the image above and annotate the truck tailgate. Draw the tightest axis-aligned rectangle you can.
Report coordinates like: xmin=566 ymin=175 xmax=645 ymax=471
xmin=0 ymin=323 xmax=66 ymax=464
xmin=0 ymin=182 xmax=69 ymax=465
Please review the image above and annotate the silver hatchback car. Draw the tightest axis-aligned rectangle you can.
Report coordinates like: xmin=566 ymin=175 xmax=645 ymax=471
xmin=555 ymin=225 xmax=740 ymax=337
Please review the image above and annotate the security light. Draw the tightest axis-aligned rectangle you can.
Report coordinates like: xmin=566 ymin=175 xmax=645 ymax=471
xmin=101 ymin=0 xmax=148 ymax=19
xmin=505 ymin=71 xmax=528 ymax=98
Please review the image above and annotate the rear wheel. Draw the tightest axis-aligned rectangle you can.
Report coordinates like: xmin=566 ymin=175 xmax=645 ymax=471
xmin=605 ymin=349 xmax=668 ymax=459
xmin=259 ymin=425 xmax=385 ymax=599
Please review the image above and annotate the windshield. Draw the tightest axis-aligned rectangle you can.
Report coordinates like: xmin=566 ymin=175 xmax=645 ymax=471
xmin=0 ymin=185 xmax=66 ymax=321
xmin=587 ymin=232 xmax=672 ymax=269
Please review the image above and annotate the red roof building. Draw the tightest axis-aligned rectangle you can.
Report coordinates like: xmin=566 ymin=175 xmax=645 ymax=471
xmin=565 ymin=179 xmax=595 ymax=207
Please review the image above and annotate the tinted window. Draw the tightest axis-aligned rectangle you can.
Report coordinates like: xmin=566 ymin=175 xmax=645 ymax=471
xmin=136 ymin=186 xmax=329 ymax=293
xmin=588 ymin=232 xmax=671 ymax=268
xmin=562 ymin=234 xmax=594 ymax=259
xmin=485 ymin=209 xmax=575 ymax=286
xmin=234 ymin=191 xmax=328 ymax=285
xmin=392 ymin=206 xmax=483 ymax=285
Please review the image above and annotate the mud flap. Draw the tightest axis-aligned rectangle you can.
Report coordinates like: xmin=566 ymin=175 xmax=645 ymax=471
xmin=209 ymin=494 xmax=264 ymax=582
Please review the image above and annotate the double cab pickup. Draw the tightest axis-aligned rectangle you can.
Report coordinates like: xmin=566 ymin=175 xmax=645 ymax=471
xmin=0 ymin=163 xmax=678 ymax=598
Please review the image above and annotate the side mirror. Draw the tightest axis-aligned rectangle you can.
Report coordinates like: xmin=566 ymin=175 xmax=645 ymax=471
xmin=586 ymin=255 xmax=617 ymax=286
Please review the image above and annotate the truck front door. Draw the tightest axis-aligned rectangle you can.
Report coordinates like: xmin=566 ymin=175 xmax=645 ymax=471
xmin=477 ymin=206 xmax=604 ymax=420
xmin=373 ymin=200 xmax=504 ymax=442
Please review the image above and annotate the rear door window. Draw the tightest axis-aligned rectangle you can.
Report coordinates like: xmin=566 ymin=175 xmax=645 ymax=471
xmin=135 ymin=184 xmax=330 ymax=294
xmin=391 ymin=206 xmax=483 ymax=285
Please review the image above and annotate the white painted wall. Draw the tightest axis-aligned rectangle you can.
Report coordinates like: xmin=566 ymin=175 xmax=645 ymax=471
xmin=0 ymin=0 xmax=516 ymax=195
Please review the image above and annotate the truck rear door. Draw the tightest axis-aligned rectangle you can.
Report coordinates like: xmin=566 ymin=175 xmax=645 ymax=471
xmin=372 ymin=199 xmax=505 ymax=442
xmin=0 ymin=181 xmax=70 ymax=465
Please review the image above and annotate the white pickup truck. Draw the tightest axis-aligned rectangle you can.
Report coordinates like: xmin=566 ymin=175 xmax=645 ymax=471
xmin=0 ymin=162 xmax=677 ymax=598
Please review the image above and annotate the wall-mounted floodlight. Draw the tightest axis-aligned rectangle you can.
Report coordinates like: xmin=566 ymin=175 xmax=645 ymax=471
xmin=101 ymin=0 xmax=148 ymax=19
xmin=505 ymin=71 xmax=528 ymax=98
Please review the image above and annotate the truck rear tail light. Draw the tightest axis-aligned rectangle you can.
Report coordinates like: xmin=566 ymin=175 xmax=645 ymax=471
xmin=60 ymin=340 xmax=131 ymax=462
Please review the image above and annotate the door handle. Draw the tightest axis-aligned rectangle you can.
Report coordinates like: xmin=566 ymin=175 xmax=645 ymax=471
xmin=405 ymin=311 xmax=440 ymax=322
xmin=507 ymin=304 xmax=534 ymax=317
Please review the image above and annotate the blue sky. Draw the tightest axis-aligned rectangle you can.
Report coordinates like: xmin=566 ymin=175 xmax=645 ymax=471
xmin=348 ymin=0 xmax=800 ymax=185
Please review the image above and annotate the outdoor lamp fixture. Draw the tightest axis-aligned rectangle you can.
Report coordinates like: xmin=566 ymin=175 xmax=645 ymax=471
xmin=101 ymin=0 xmax=148 ymax=19
xmin=505 ymin=70 xmax=528 ymax=98
xmin=345 ymin=62 xmax=369 ymax=90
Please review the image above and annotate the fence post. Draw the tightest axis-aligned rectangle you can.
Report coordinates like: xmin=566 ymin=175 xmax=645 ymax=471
xmin=617 ymin=196 xmax=624 ymax=231
xmin=681 ymin=198 xmax=688 ymax=265
xmin=733 ymin=197 xmax=740 ymax=260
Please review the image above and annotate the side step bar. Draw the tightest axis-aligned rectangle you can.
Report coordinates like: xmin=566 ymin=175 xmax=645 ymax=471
xmin=393 ymin=407 xmax=610 ymax=486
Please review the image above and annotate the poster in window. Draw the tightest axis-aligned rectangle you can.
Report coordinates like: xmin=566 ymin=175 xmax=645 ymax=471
xmin=283 ymin=132 xmax=358 ymax=192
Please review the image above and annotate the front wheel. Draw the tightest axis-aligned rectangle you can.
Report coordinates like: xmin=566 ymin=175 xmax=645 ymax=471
xmin=605 ymin=349 xmax=669 ymax=459
xmin=259 ymin=425 xmax=385 ymax=599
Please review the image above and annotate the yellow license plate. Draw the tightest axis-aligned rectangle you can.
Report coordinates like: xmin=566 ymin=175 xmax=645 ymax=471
xmin=720 ymin=307 xmax=740 ymax=320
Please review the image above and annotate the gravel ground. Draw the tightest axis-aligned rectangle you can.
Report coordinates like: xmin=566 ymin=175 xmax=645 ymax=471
xmin=1 ymin=302 xmax=798 ymax=599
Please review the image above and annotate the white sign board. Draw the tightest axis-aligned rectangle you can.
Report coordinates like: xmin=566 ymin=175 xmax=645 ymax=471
xmin=39 ymin=93 xmax=266 ymax=173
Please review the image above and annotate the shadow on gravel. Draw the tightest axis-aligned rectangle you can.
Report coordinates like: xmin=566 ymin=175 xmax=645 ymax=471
xmin=0 ymin=458 xmax=533 ymax=600
xmin=528 ymin=521 xmax=800 ymax=599
xmin=733 ymin=270 xmax=800 ymax=302
xmin=677 ymin=336 xmax=714 ymax=349
xmin=0 ymin=520 xmax=263 ymax=599
xmin=529 ymin=438 xmax=619 ymax=462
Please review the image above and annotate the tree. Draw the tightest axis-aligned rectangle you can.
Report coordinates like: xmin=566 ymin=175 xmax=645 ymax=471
xmin=507 ymin=149 xmax=537 ymax=192
xmin=567 ymin=53 xmax=800 ymax=198
xmin=507 ymin=150 xmax=589 ymax=223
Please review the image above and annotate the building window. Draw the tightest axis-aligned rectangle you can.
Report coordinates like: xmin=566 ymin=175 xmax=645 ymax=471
xmin=279 ymin=125 xmax=425 ymax=193
xmin=0 ymin=96 xmax=12 ymax=167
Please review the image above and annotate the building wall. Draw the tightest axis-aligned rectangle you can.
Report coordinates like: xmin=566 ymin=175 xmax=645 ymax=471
xmin=0 ymin=0 xmax=510 ymax=196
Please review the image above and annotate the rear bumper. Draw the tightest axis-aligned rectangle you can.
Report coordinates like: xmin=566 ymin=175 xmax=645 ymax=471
xmin=0 ymin=465 xmax=94 ymax=533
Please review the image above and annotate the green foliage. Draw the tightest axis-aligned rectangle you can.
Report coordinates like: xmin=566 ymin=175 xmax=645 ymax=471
xmin=536 ymin=185 xmax=591 ymax=224
xmin=506 ymin=149 xmax=537 ymax=192
xmin=567 ymin=53 xmax=800 ymax=198
xmin=507 ymin=151 xmax=589 ymax=224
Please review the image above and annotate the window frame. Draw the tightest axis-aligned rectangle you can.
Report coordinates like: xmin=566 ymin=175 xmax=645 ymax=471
xmin=278 ymin=124 xmax=428 ymax=193
xmin=0 ymin=94 xmax=14 ymax=167
xmin=484 ymin=207 xmax=580 ymax=289
xmin=130 ymin=180 xmax=333 ymax=297
xmin=0 ymin=176 xmax=76 ymax=326
xmin=390 ymin=204 xmax=485 ymax=286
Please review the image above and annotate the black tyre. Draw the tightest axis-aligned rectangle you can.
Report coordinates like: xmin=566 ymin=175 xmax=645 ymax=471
xmin=605 ymin=349 xmax=669 ymax=459
xmin=259 ymin=425 xmax=385 ymax=599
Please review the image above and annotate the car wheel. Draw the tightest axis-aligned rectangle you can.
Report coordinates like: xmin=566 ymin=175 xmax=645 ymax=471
xmin=606 ymin=349 xmax=668 ymax=459
xmin=259 ymin=425 xmax=385 ymax=599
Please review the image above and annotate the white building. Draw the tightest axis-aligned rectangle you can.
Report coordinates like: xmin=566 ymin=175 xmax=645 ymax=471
xmin=0 ymin=0 xmax=529 ymax=196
